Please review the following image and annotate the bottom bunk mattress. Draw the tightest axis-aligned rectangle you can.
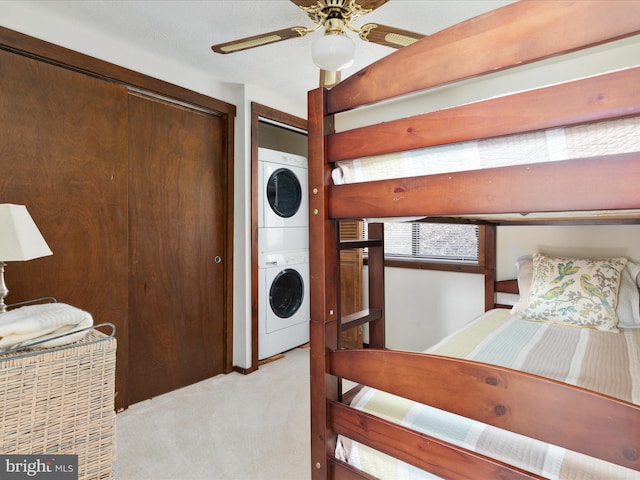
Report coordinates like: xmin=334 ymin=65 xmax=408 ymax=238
xmin=336 ymin=308 xmax=640 ymax=479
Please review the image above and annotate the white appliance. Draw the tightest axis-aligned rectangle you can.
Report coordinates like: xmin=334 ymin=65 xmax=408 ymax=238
xmin=258 ymin=249 xmax=310 ymax=360
xmin=258 ymin=226 xmax=308 ymax=254
xmin=258 ymin=147 xmax=308 ymax=230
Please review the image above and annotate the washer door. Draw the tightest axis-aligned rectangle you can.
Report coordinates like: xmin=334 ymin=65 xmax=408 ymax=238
xmin=266 ymin=168 xmax=302 ymax=219
xmin=269 ymin=268 xmax=304 ymax=319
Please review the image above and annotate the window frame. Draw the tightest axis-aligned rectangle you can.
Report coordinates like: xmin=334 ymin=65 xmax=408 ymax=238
xmin=363 ymin=220 xmax=491 ymax=274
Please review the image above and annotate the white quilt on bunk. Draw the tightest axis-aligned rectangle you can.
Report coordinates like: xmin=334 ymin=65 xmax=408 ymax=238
xmin=332 ymin=115 xmax=640 ymax=185
xmin=336 ymin=309 xmax=640 ymax=479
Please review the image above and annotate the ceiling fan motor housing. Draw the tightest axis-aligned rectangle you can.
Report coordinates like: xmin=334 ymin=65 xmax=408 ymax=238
xmin=306 ymin=0 xmax=368 ymax=28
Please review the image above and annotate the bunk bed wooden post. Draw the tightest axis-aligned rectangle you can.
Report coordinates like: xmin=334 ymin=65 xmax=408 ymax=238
xmin=308 ymin=87 xmax=340 ymax=480
xmin=366 ymin=222 xmax=385 ymax=349
xmin=480 ymin=224 xmax=497 ymax=311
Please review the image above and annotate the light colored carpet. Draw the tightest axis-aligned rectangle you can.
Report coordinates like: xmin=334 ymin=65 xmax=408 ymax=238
xmin=114 ymin=346 xmax=311 ymax=480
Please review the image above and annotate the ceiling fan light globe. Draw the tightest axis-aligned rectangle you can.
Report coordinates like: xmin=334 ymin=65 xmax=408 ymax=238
xmin=311 ymin=33 xmax=355 ymax=72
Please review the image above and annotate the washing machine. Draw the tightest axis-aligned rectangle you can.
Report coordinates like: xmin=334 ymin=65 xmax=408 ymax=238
xmin=258 ymin=147 xmax=308 ymax=230
xmin=258 ymin=249 xmax=310 ymax=360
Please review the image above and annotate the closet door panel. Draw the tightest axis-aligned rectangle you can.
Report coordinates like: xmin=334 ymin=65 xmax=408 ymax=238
xmin=128 ymin=93 xmax=227 ymax=403
xmin=0 ymin=49 xmax=129 ymax=406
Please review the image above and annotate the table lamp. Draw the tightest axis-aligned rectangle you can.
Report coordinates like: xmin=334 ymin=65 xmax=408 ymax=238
xmin=0 ymin=204 xmax=53 ymax=313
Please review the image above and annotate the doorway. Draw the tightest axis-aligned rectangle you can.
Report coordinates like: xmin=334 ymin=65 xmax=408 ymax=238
xmin=249 ymin=103 xmax=308 ymax=372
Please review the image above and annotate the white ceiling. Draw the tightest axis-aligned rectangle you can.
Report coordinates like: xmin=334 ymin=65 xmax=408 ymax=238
xmin=5 ymin=1 xmax=515 ymax=108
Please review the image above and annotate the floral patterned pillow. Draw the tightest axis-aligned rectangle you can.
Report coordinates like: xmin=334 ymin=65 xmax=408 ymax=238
xmin=521 ymin=254 xmax=627 ymax=332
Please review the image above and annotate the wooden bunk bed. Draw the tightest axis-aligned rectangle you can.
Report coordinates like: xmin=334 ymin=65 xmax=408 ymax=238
xmin=307 ymin=1 xmax=640 ymax=479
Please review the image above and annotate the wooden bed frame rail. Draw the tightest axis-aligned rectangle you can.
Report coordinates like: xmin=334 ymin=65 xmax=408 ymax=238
xmin=308 ymin=1 xmax=640 ymax=479
xmin=328 ymin=153 xmax=640 ymax=220
xmin=327 ymin=67 xmax=640 ymax=163
xmin=330 ymin=349 xmax=640 ymax=475
xmin=325 ymin=0 xmax=640 ymax=115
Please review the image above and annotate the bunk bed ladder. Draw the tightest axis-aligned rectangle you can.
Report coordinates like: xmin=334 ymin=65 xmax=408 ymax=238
xmin=338 ymin=222 xmax=385 ymax=350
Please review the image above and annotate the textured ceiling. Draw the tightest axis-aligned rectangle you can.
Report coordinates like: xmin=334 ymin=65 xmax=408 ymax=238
xmin=5 ymin=1 xmax=515 ymax=108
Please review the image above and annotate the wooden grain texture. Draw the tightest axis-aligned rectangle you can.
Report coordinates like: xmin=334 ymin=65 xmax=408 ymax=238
xmin=127 ymin=93 xmax=227 ymax=404
xmin=328 ymin=153 xmax=640 ymax=220
xmin=331 ymin=459 xmax=379 ymax=480
xmin=307 ymin=2 xmax=640 ymax=479
xmin=331 ymin=349 xmax=640 ymax=472
xmin=331 ymin=401 xmax=545 ymax=480
xmin=327 ymin=0 xmax=640 ymax=114
xmin=211 ymin=27 xmax=306 ymax=54
xmin=1 ymin=28 xmax=236 ymax=410
xmin=327 ymin=67 xmax=640 ymax=162
xmin=339 ymin=221 xmax=364 ymax=349
xmin=0 ymin=49 xmax=130 ymax=406
xmin=359 ymin=23 xmax=426 ymax=49
xmin=365 ymin=222 xmax=384 ymax=349
xmin=308 ymin=87 xmax=341 ymax=480
xmin=481 ymin=225 xmax=497 ymax=312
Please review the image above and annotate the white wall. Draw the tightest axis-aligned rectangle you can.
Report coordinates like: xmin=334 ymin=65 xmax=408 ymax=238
xmin=364 ymin=267 xmax=484 ymax=352
xmin=497 ymin=225 xmax=640 ymax=279
xmin=382 ymin=225 xmax=640 ymax=352
xmin=0 ymin=3 xmax=307 ymax=370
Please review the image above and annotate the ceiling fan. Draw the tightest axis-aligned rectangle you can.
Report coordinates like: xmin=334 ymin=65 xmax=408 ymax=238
xmin=211 ymin=0 xmax=425 ymax=73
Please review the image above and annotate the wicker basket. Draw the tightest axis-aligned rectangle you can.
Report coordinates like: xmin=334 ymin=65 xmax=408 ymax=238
xmin=0 ymin=329 xmax=116 ymax=479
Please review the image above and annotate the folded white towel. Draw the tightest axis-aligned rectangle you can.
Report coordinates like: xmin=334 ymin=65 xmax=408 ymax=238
xmin=0 ymin=302 xmax=93 ymax=352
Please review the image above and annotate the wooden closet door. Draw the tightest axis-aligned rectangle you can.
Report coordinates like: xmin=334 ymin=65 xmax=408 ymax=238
xmin=128 ymin=93 xmax=227 ymax=403
xmin=0 ymin=49 xmax=129 ymax=405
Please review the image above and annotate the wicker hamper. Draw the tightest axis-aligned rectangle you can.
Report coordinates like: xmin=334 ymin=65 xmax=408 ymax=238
xmin=0 ymin=329 xmax=116 ymax=479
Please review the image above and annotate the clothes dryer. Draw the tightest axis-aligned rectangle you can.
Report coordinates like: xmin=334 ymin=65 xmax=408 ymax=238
xmin=258 ymin=249 xmax=310 ymax=360
xmin=258 ymin=147 xmax=308 ymax=229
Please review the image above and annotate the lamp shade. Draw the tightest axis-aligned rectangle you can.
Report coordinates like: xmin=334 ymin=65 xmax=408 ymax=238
xmin=311 ymin=33 xmax=355 ymax=72
xmin=0 ymin=204 xmax=52 ymax=261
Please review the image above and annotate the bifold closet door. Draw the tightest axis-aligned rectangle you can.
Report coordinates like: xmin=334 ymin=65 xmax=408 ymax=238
xmin=128 ymin=93 xmax=227 ymax=404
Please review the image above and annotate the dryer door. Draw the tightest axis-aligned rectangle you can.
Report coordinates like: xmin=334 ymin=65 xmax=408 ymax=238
xmin=267 ymin=168 xmax=302 ymax=219
xmin=260 ymin=162 xmax=308 ymax=228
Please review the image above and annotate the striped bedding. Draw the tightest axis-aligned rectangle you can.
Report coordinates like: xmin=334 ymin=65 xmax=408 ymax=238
xmin=335 ymin=309 xmax=640 ymax=479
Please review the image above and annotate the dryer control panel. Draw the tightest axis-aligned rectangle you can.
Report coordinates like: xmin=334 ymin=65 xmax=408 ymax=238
xmin=258 ymin=147 xmax=307 ymax=169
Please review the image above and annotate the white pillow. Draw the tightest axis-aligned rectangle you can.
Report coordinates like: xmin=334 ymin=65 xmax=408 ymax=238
xmin=617 ymin=260 xmax=640 ymax=328
xmin=511 ymin=255 xmax=533 ymax=315
xmin=512 ymin=255 xmax=640 ymax=329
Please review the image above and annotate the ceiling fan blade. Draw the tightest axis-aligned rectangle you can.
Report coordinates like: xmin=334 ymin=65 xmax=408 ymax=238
xmin=359 ymin=23 xmax=426 ymax=48
xmin=211 ymin=27 xmax=307 ymax=54
xmin=356 ymin=0 xmax=390 ymax=11
xmin=290 ymin=0 xmax=321 ymax=7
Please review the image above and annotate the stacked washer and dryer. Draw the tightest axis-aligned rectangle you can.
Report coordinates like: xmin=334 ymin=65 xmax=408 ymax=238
xmin=257 ymin=147 xmax=310 ymax=360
